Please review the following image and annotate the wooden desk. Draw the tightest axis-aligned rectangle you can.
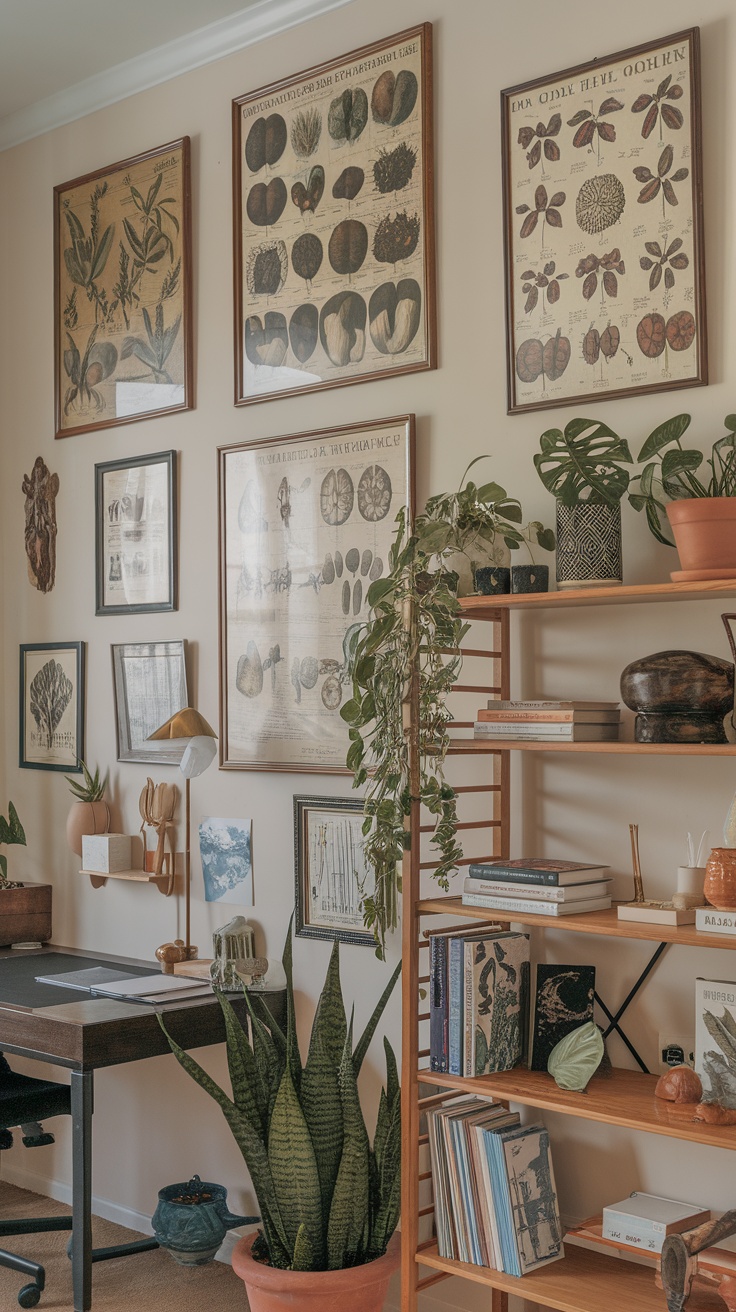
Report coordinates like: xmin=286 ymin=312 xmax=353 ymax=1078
xmin=0 ymin=944 xmax=238 ymax=1311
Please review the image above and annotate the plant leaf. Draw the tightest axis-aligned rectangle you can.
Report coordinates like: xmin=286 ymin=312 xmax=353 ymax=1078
xmin=352 ymin=960 xmax=401 ymax=1078
xmin=327 ymin=1021 xmax=370 ymax=1269
xmin=582 ymin=271 xmax=597 ymax=300
xmin=638 ymin=178 xmax=661 ymax=204
xmin=519 ymin=211 xmax=538 ymax=238
xmin=573 ymin=119 xmax=596 ymax=149
xmin=631 ymin=93 xmax=654 ymax=112
xmin=544 ymin=139 xmax=560 ymax=163
xmin=642 ymin=103 xmax=659 ymax=138
xmin=661 ymin=103 xmax=684 ymax=131
xmin=597 ymin=121 xmax=616 ymax=143
xmin=91 ymin=224 xmax=114 ymax=281
xmin=662 ymin=179 xmax=678 ymax=207
xmin=637 ymin=414 xmax=692 ymax=461
xmin=527 ymin=139 xmax=541 ymax=169
xmin=301 ymin=942 xmax=347 ymax=1227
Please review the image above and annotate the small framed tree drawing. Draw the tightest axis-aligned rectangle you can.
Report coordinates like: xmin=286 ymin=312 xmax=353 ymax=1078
xmin=54 ymin=138 xmax=193 ymax=438
xmin=20 ymin=642 xmax=85 ymax=772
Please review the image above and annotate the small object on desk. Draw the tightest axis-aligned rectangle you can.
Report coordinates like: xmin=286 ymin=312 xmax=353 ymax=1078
xmin=11 ymin=941 xmax=43 ymax=950
xmin=81 ymin=833 xmax=131 ymax=874
xmin=655 ymin=1066 xmax=703 ymax=1104
xmin=233 ymin=957 xmax=268 ymax=987
xmin=156 ymin=940 xmax=189 ymax=974
xmin=210 ymin=915 xmax=256 ymax=989
xmin=172 ymin=959 xmax=214 ymax=979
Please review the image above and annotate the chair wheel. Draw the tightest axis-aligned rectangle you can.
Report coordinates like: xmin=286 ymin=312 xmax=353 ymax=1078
xmin=18 ymin=1284 xmax=41 ymax=1308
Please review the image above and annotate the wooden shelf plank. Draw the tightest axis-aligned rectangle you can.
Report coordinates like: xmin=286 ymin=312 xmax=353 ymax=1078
xmin=417 ymin=1065 xmax=736 ymax=1150
xmin=448 ymin=738 xmax=736 ymax=755
xmin=416 ymin=896 xmax=736 ymax=950
xmin=460 ymin=578 xmax=736 ymax=613
xmin=416 ymin=1243 xmax=670 ymax=1312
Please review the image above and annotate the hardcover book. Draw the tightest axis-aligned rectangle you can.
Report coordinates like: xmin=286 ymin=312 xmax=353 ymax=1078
xmin=473 ymin=722 xmax=620 ymax=741
xmin=429 ymin=923 xmax=501 ymax=1071
xmin=462 ymin=892 xmax=612 ymax=917
xmin=695 ymin=977 xmax=736 ymax=1106
xmin=477 ymin=708 xmax=620 ymax=723
xmin=464 ymin=876 xmax=612 ymax=903
xmin=500 ymin=1124 xmax=564 ymax=1274
xmin=448 ymin=930 xmax=513 ymax=1075
xmin=528 ymin=964 xmax=596 ymax=1071
xmin=464 ymin=932 xmax=530 ymax=1077
xmin=486 ymin=700 xmax=619 ymax=711
xmin=468 ymin=859 xmax=610 ymax=887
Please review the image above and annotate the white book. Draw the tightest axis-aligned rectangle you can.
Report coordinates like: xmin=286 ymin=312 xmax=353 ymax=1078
xmin=487 ymin=700 xmax=619 ymax=711
xmin=696 ymin=908 xmax=736 ymax=936
xmin=461 ymin=892 xmax=612 ymax=917
xmin=464 ymin=876 xmax=611 ymax=903
xmin=603 ymin=1193 xmax=710 ymax=1252
xmin=474 ymin=722 xmax=619 ymax=741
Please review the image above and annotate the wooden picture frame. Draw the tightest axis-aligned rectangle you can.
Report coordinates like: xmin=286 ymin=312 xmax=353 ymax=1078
xmin=219 ymin=414 xmax=415 ymax=772
xmin=54 ymin=138 xmax=193 ymax=438
xmin=232 ymin=24 xmax=435 ymax=405
xmin=294 ymin=795 xmax=374 ymax=946
xmin=20 ymin=642 xmax=85 ymax=772
xmin=95 ymin=450 xmax=177 ymax=615
xmin=111 ymin=640 xmax=188 ymax=764
xmin=502 ymin=28 xmax=706 ymax=414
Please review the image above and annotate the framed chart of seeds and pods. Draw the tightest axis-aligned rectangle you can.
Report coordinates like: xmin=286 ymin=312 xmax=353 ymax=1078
xmin=502 ymin=29 xmax=706 ymax=414
xmin=232 ymin=25 xmax=436 ymax=405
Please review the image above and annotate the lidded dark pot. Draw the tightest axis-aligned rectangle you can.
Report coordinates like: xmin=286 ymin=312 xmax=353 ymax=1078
xmin=620 ymin=649 xmax=734 ymax=744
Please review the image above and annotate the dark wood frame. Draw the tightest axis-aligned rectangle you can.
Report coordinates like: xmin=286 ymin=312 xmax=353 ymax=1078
xmin=501 ymin=28 xmax=706 ymax=415
xmin=293 ymin=794 xmax=374 ymax=946
xmin=95 ymin=450 xmax=178 ymax=616
xmin=19 ymin=641 xmax=85 ymax=772
xmin=218 ymin=414 xmax=415 ymax=773
xmin=111 ymin=639 xmax=188 ymax=764
xmin=54 ymin=137 xmax=193 ymax=439
xmin=232 ymin=24 xmax=436 ymax=406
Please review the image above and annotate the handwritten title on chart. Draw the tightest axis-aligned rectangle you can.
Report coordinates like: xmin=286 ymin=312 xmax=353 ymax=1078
xmin=242 ymin=41 xmax=418 ymax=121
xmin=255 ymin=434 xmax=403 ymax=467
xmin=509 ymin=43 xmax=687 ymax=112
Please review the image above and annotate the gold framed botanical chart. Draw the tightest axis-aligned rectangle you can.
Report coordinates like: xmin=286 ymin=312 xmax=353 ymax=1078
xmin=54 ymin=138 xmax=192 ymax=438
xmin=232 ymin=25 xmax=435 ymax=405
xmin=502 ymin=29 xmax=706 ymax=414
xmin=219 ymin=415 xmax=415 ymax=772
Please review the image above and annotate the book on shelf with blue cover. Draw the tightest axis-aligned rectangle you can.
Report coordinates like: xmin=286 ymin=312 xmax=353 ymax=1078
xmin=448 ymin=929 xmax=512 ymax=1075
xmin=429 ymin=922 xmax=500 ymax=1072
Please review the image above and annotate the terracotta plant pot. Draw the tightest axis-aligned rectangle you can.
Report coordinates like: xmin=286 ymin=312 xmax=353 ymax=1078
xmin=667 ymin=499 xmax=736 ymax=580
xmin=704 ymin=848 xmax=736 ymax=910
xmin=66 ymin=800 xmax=111 ymax=858
xmin=231 ymin=1233 xmax=400 ymax=1312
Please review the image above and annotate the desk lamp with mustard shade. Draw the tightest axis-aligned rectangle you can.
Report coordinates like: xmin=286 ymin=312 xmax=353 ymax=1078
xmin=146 ymin=708 xmax=217 ymax=972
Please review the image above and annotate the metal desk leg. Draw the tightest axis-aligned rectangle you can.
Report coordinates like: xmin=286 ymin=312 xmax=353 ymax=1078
xmin=71 ymin=1071 xmax=93 ymax=1312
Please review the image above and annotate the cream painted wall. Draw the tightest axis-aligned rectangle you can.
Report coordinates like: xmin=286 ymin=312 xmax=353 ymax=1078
xmin=2 ymin=0 xmax=736 ymax=1307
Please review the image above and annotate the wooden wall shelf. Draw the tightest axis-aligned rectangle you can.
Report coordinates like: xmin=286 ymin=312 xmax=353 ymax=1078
xmin=418 ymin=1065 xmax=735 ymax=1151
xmin=460 ymin=577 xmax=736 ymax=612
xmin=79 ymin=868 xmax=173 ymax=895
xmin=448 ymin=739 xmax=736 ymax=756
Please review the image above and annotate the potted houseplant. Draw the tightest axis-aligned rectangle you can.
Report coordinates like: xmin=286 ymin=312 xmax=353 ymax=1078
xmin=341 ymin=460 xmax=554 ymax=956
xmin=628 ymin=413 xmax=736 ymax=579
xmin=65 ymin=760 xmax=110 ymax=857
xmin=0 ymin=802 xmax=52 ymax=946
xmin=161 ymin=925 xmax=401 ymax=1311
xmin=534 ymin=417 xmax=633 ymax=588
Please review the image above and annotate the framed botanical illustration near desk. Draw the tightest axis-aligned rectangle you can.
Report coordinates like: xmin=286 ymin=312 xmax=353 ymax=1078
xmin=19 ymin=642 xmax=85 ymax=772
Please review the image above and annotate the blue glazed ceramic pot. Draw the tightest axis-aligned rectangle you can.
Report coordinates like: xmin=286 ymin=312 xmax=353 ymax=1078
xmin=152 ymin=1175 xmax=258 ymax=1265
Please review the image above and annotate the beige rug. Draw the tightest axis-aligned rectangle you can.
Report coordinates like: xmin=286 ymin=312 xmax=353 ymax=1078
xmin=0 ymin=1181 xmax=249 ymax=1310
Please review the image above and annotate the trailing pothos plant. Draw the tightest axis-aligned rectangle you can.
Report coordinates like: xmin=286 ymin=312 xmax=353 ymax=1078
xmin=341 ymin=460 xmax=555 ymax=958
xmin=628 ymin=413 xmax=736 ymax=545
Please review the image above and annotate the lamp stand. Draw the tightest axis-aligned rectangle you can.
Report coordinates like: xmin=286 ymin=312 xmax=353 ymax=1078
xmin=155 ymin=777 xmax=198 ymax=973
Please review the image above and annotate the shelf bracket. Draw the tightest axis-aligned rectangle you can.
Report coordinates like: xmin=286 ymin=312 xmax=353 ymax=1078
xmin=595 ymin=941 xmax=669 ymax=1073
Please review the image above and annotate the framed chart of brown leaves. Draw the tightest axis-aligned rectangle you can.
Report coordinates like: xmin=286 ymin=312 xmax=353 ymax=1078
xmin=232 ymin=25 xmax=435 ymax=405
xmin=54 ymin=138 xmax=192 ymax=438
xmin=502 ymin=29 xmax=706 ymax=414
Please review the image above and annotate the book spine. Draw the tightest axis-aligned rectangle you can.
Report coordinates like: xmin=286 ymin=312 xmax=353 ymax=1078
xmin=474 ymin=721 xmax=577 ymax=737
xmin=429 ymin=937 xmax=447 ymax=1072
xmin=468 ymin=864 xmax=560 ymax=886
xmin=463 ymin=942 xmax=474 ymax=1077
xmin=465 ymin=876 xmax=565 ymax=901
xmin=695 ymin=909 xmax=736 ymax=935
xmin=448 ymin=940 xmax=464 ymax=1076
xmin=477 ymin=709 xmax=619 ymax=723
xmin=461 ymin=893 xmax=611 ymax=916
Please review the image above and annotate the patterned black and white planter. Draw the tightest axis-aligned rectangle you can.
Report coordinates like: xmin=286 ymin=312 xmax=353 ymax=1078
xmin=555 ymin=501 xmax=622 ymax=589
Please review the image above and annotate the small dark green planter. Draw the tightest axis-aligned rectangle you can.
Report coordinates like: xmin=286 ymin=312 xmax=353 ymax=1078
xmin=474 ymin=567 xmax=510 ymax=595
xmin=511 ymin=564 xmax=549 ymax=594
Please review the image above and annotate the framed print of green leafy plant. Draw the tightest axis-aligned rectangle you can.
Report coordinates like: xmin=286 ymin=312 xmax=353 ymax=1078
xmin=54 ymin=139 xmax=192 ymax=439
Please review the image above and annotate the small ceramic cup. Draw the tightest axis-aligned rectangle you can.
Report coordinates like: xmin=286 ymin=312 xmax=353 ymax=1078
xmin=474 ymin=566 xmax=510 ymax=595
xmin=676 ymin=864 xmax=707 ymax=901
xmin=511 ymin=564 xmax=549 ymax=595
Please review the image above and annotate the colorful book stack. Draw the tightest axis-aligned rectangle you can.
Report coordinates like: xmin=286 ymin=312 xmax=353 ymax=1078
xmin=428 ymin=926 xmax=529 ymax=1075
xmin=462 ymin=858 xmax=613 ymax=917
xmin=473 ymin=699 xmax=621 ymax=743
xmin=427 ymin=1094 xmax=564 ymax=1275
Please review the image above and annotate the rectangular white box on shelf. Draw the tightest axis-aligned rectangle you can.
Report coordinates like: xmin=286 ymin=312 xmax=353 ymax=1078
xmin=602 ymin=1193 xmax=710 ymax=1253
xmin=81 ymin=834 xmax=131 ymax=874
xmin=696 ymin=908 xmax=736 ymax=936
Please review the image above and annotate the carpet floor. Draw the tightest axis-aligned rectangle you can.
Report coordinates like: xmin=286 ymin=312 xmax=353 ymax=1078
xmin=0 ymin=1182 xmax=249 ymax=1310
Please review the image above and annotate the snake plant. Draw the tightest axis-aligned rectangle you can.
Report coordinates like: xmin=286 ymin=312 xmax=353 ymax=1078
xmin=0 ymin=802 xmax=26 ymax=887
xmin=160 ymin=924 xmax=401 ymax=1272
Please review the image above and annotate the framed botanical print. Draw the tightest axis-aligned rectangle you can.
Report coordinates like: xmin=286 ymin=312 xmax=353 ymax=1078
xmin=95 ymin=450 xmax=177 ymax=615
xmin=20 ymin=642 xmax=85 ymax=772
xmin=502 ymin=29 xmax=706 ymax=413
xmin=219 ymin=415 xmax=414 ymax=772
xmin=54 ymin=138 xmax=192 ymax=438
xmin=294 ymin=795 xmax=374 ymax=946
xmin=233 ymin=24 xmax=435 ymax=405
xmin=112 ymin=640 xmax=188 ymax=764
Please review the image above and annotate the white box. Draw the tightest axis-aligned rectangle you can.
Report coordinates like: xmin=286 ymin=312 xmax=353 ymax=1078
xmin=602 ymin=1192 xmax=710 ymax=1253
xmin=82 ymin=834 xmax=132 ymax=874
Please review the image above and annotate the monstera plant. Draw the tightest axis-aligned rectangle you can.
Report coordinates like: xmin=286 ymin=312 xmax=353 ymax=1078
xmin=161 ymin=923 xmax=401 ymax=1299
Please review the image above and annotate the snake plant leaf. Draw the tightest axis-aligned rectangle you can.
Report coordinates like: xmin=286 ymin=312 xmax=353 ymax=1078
xmin=0 ymin=803 xmax=26 ymax=847
xmin=282 ymin=919 xmax=302 ymax=1093
xmin=301 ymin=942 xmax=347 ymax=1224
xmin=352 ymin=960 xmax=401 ymax=1077
xmin=269 ymin=1066 xmax=324 ymax=1267
xmin=245 ymin=991 xmax=285 ymax=1126
xmin=291 ymin=1223 xmax=314 ymax=1271
xmin=0 ymin=856 xmax=7 ymax=881
xmin=547 ymin=1021 xmax=604 ymax=1091
xmin=327 ymin=1019 xmax=370 ymax=1269
xmin=370 ymin=1090 xmax=401 ymax=1256
xmin=217 ymin=992 xmax=266 ymax=1136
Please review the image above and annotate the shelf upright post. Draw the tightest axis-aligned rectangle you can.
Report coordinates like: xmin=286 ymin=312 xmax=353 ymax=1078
xmin=401 ymin=643 xmax=422 ymax=1312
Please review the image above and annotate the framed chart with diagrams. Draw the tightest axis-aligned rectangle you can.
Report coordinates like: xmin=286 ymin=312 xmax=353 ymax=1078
xmin=293 ymin=795 xmax=375 ymax=946
xmin=502 ymin=29 xmax=706 ymax=413
xmin=95 ymin=450 xmax=177 ymax=615
xmin=232 ymin=25 xmax=435 ymax=405
xmin=219 ymin=415 xmax=414 ymax=772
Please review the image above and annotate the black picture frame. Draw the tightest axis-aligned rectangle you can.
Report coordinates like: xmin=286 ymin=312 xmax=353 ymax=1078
xmin=293 ymin=794 xmax=374 ymax=946
xmin=95 ymin=450 xmax=177 ymax=615
xmin=19 ymin=642 xmax=85 ymax=772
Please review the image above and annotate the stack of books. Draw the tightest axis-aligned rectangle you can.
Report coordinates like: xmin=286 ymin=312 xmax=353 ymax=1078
xmin=462 ymin=858 xmax=613 ymax=917
xmin=428 ymin=926 xmax=529 ymax=1075
xmin=473 ymin=699 xmax=621 ymax=743
xmin=427 ymin=1095 xmax=564 ymax=1274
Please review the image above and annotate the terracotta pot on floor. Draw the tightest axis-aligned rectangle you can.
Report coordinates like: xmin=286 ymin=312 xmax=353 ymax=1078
xmin=230 ymin=1233 xmax=400 ymax=1312
xmin=667 ymin=499 xmax=736 ymax=580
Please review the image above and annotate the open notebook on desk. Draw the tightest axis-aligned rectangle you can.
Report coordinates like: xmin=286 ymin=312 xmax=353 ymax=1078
xmin=34 ymin=967 xmax=213 ymax=1003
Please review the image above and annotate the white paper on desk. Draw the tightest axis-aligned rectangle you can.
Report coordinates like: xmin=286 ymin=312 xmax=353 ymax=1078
xmin=35 ymin=968 xmax=137 ymax=991
xmin=92 ymin=974 xmax=212 ymax=998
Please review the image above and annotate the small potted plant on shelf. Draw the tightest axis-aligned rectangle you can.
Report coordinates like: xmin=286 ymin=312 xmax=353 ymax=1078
xmin=628 ymin=413 xmax=736 ymax=580
xmin=64 ymin=760 xmax=110 ymax=857
xmin=0 ymin=802 xmax=51 ymax=946
xmin=534 ymin=416 xmax=633 ymax=588
xmin=160 ymin=924 xmax=401 ymax=1312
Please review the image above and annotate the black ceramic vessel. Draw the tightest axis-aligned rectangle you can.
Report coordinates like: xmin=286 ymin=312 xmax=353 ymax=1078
xmin=511 ymin=564 xmax=549 ymax=594
xmin=474 ymin=566 xmax=510 ymax=595
xmin=620 ymin=649 xmax=734 ymax=743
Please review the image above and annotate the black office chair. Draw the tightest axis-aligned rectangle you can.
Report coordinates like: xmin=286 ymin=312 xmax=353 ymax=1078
xmin=0 ymin=1052 xmax=74 ymax=1307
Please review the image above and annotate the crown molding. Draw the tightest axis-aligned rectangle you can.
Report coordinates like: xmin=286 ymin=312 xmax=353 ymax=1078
xmin=0 ymin=0 xmax=356 ymax=153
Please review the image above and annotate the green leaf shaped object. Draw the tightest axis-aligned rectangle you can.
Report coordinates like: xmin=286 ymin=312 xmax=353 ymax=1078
xmin=547 ymin=1021 xmax=604 ymax=1091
